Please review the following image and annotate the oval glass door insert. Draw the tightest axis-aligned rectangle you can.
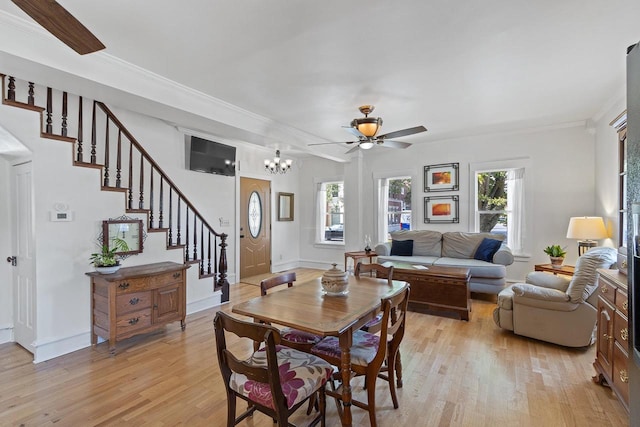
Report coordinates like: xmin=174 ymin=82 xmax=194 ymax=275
xmin=248 ymin=191 xmax=262 ymax=238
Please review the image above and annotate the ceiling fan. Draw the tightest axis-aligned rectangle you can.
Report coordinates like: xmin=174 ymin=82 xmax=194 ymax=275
xmin=11 ymin=0 xmax=105 ymax=55
xmin=309 ymin=105 xmax=427 ymax=154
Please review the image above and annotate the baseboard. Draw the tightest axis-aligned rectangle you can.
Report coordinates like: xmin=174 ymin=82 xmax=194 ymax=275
xmin=187 ymin=292 xmax=222 ymax=315
xmin=271 ymin=260 xmax=299 ymax=272
xmin=297 ymin=259 xmax=334 ymax=270
xmin=0 ymin=324 xmax=13 ymax=344
xmin=33 ymin=331 xmax=91 ymax=364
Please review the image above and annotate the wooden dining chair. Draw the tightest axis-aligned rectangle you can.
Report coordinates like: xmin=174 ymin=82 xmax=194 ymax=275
xmin=310 ymin=286 xmax=410 ymax=427
xmin=354 ymin=262 xmax=404 ymax=390
xmin=256 ymin=272 xmax=323 ymax=352
xmin=355 ymin=262 xmax=394 ymax=333
xmin=214 ymin=311 xmax=332 ymax=427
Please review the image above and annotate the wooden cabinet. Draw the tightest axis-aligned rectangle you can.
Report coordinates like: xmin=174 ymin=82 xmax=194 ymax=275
xmin=88 ymin=262 xmax=189 ymax=354
xmin=593 ymin=269 xmax=629 ymax=412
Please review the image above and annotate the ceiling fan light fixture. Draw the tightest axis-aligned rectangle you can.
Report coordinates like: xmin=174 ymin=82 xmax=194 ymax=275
xmin=359 ymin=141 xmax=374 ymax=150
xmin=351 ymin=117 xmax=382 ymax=138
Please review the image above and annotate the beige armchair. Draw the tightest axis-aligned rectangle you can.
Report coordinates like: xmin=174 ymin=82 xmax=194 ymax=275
xmin=493 ymin=247 xmax=617 ymax=347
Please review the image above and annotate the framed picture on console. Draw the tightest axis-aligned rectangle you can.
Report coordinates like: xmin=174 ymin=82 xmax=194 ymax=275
xmin=424 ymin=195 xmax=459 ymax=223
xmin=424 ymin=162 xmax=459 ymax=192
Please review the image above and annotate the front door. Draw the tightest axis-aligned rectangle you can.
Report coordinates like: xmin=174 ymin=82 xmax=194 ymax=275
xmin=12 ymin=161 xmax=36 ymax=354
xmin=240 ymin=177 xmax=271 ymax=279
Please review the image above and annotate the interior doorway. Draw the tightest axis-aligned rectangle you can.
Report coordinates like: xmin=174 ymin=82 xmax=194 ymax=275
xmin=11 ymin=161 xmax=36 ymax=354
xmin=239 ymin=177 xmax=271 ymax=279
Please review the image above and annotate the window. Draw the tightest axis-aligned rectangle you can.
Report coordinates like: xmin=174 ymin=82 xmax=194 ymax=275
xmin=471 ymin=159 xmax=531 ymax=256
xmin=376 ymin=176 xmax=412 ymax=241
xmin=317 ymin=181 xmax=344 ymax=243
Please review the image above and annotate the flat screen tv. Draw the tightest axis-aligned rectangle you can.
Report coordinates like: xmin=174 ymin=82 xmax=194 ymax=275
xmin=187 ymin=136 xmax=236 ymax=177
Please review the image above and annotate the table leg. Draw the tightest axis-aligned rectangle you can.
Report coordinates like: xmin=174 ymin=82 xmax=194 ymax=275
xmin=339 ymin=331 xmax=353 ymax=427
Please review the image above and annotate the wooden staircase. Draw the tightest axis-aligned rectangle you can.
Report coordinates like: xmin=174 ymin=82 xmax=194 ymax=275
xmin=1 ymin=74 xmax=229 ymax=302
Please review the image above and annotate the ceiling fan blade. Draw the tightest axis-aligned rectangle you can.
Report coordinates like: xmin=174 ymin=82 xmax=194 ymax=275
xmin=308 ymin=141 xmax=356 ymax=146
xmin=379 ymin=140 xmax=412 ymax=149
xmin=345 ymin=145 xmax=361 ymax=154
xmin=342 ymin=125 xmax=366 ymax=139
xmin=377 ymin=125 xmax=427 ymax=140
xmin=11 ymin=0 xmax=105 ymax=55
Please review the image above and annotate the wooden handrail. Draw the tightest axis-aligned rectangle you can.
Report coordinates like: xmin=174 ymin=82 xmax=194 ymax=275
xmin=2 ymin=74 xmax=229 ymax=300
xmin=95 ymin=102 xmax=224 ymax=239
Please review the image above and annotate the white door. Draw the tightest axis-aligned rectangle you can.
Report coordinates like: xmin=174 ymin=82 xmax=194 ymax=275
xmin=12 ymin=161 xmax=36 ymax=353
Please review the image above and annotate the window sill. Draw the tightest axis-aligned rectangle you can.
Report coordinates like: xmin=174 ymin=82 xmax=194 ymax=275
xmin=314 ymin=241 xmax=345 ymax=249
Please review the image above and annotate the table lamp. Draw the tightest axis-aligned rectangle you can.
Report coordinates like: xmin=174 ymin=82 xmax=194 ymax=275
xmin=566 ymin=216 xmax=608 ymax=256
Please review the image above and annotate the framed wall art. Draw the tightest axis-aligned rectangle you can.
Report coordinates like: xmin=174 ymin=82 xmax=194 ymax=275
xmin=424 ymin=162 xmax=459 ymax=192
xmin=424 ymin=195 xmax=459 ymax=223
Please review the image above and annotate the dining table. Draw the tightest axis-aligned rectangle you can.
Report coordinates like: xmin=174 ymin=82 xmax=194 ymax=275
xmin=232 ymin=275 xmax=408 ymax=427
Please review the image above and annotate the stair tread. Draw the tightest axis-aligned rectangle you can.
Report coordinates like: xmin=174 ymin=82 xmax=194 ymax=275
xmin=2 ymin=99 xmax=44 ymax=112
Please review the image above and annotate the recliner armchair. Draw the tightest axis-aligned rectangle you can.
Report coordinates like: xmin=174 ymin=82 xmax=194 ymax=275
xmin=493 ymin=247 xmax=617 ymax=347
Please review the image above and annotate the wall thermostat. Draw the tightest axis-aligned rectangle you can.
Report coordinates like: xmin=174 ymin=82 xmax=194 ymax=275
xmin=50 ymin=211 xmax=73 ymax=222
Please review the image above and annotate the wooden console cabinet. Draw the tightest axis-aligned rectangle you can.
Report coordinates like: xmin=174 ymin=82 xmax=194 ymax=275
xmin=88 ymin=262 xmax=189 ymax=354
xmin=592 ymin=269 xmax=629 ymax=412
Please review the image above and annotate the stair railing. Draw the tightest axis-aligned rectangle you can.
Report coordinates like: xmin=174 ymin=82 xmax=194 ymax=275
xmin=2 ymin=74 xmax=229 ymax=301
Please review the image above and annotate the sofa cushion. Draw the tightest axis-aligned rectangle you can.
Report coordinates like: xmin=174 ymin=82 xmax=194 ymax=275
xmin=390 ymin=230 xmax=442 ymax=257
xmin=390 ymin=239 xmax=414 ymax=256
xmin=442 ymin=232 xmax=505 ymax=259
xmin=566 ymin=247 xmax=617 ymax=303
xmin=377 ymin=255 xmax=438 ymax=266
xmin=474 ymin=238 xmax=503 ymax=262
xmin=433 ymin=257 xmax=506 ymax=278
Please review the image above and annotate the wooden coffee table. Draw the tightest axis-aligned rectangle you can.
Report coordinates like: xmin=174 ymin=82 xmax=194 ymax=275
xmin=378 ymin=263 xmax=471 ymax=320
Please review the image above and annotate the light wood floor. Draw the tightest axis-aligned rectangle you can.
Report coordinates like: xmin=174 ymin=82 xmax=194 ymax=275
xmin=0 ymin=272 xmax=629 ymax=426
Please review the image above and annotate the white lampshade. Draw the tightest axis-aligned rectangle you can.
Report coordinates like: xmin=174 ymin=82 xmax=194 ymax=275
xmin=566 ymin=216 xmax=608 ymax=240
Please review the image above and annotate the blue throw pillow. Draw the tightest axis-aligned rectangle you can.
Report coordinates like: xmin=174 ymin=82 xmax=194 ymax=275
xmin=390 ymin=239 xmax=414 ymax=256
xmin=474 ymin=238 xmax=503 ymax=262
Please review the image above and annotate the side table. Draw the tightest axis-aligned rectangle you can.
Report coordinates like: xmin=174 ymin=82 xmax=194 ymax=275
xmin=534 ymin=263 xmax=575 ymax=276
xmin=344 ymin=251 xmax=377 ymax=273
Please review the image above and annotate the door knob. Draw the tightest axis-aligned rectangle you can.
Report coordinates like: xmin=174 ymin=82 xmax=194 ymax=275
xmin=6 ymin=256 xmax=16 ymax=266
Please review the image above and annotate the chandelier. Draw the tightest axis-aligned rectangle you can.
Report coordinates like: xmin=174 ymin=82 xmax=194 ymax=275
xmin=264 ymin=150 xmax=292 ymax=174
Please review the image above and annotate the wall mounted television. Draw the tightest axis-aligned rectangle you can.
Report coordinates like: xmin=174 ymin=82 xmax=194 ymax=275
xmin=186 ymin=136 xmax=236 ymax=177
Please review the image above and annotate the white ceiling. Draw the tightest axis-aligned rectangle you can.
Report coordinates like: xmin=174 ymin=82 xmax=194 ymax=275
xmin=0 ymin=1 xmax=639 ymax=160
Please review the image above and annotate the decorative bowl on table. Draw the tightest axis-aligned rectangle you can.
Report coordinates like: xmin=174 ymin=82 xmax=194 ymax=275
xmin=321 ymin=263 xmax=349 ymax=295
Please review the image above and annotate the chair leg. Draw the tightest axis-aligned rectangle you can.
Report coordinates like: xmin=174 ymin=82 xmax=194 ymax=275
xmin=227 ymin=393 xmax=236 ymax=427
xmin=365 ymin=373 xmax=378 ymax=427
xmin=386 ymin=350 xmax=399 ymax=409
xmin=320 ymin=384 xmax=327 ymax=427
xmin=395 ymin=349 xmax=403 ymax=388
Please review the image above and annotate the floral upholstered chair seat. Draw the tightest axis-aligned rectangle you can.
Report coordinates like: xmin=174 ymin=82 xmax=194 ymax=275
xmin=311 ymin=330 xmax=380 ymax=366
xmin=229 ymin=345 xmax=333 ymax=410
xmin=280 ymin=327 xmax=323 ymax=345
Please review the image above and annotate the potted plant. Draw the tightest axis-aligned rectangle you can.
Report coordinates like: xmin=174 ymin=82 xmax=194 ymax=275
xmin=90 ymin=237 xmax=129 ymax=274
xmin=543 ymin=244 xmax=567 ymax=268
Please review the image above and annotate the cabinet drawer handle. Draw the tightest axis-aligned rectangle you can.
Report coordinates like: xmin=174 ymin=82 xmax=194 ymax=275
xmin=128 ymin=317 xmax=139 ymax=325
xmin=118 ymin=282 xmax=130 ymax=290
xmin=173 ymin=272 xmax=181 ymax=279
xmin=603 ymin=333 xmax=614 ymax=341
xmin=129 ymin=297 xmax=140 ymax=306
xmin=620 ymin=369 xmax=629 ymax=383
xmin=621 ymin=328 xmax=628 ymax=341
xmin=601 ymin=286 xmax=608 ymax=293
xmin=623 ymin=300 xmax=628 ymax=311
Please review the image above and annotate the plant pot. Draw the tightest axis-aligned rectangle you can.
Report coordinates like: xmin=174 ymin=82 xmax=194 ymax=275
xmin=550 ymin=256 xmax=564 ymax=268
xmin=94 ymin=264 xmax=121 ymax=274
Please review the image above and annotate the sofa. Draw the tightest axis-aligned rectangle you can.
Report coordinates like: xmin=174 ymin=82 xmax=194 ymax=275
xmin=374 ymin=230 xmax=514 ymax=294
xmin=492 ymin=246 xmax=617 ymax=347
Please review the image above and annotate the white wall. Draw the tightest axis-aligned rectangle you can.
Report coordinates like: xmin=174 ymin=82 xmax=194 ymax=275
xmin=0 ymin=156 xmax=12 ymax=343
xmin=299 ymin=123 xmax=601 ymax=282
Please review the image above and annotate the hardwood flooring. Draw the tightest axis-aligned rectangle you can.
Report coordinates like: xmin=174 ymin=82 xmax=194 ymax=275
xmin=0 ymin=272 xmax=629 ymax=426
